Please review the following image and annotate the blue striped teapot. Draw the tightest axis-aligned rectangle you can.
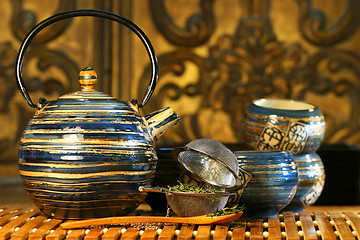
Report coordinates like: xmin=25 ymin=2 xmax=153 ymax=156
xmin=15 ymin=10 xmax=180 ymax=219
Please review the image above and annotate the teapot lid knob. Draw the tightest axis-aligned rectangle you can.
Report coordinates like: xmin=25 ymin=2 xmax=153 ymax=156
xmin=79 ymin=67 xmax=97 ymax=91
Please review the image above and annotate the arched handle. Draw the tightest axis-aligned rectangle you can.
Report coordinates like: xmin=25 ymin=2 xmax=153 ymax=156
xmin=15 ymin=9 xmax=158 ymax=108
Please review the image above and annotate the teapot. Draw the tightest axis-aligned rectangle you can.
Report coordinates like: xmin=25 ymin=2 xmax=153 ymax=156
xmin=15 ymin=10 xmax=180 ymax=219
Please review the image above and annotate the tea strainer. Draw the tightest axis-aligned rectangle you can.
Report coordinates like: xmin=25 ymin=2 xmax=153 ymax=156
xmin=174 ymin=139 xmax=251 ymax=192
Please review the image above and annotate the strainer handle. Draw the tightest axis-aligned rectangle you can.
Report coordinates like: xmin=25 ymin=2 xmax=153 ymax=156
xmin=15 ymin=9 xmax=158 ymax=108
xmin=138 ymin=186 xmax=164 ymax=193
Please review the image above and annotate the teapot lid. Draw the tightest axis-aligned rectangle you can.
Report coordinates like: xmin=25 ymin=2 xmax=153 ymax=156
xmin=58 ymin=67 xmax=118 ymax=102
xmin=78 ymin=67 xmax=98 ymax=91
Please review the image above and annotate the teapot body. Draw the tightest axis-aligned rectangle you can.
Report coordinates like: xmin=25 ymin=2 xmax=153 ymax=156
xmin=15 ymin=10 xmax=181 ymax=219
xmin=19 ymin=93 xmax=157 ymax=219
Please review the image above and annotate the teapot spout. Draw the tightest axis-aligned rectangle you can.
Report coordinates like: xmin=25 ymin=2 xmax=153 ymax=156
xmin=145 ymin=107 xmax=180 ymax=141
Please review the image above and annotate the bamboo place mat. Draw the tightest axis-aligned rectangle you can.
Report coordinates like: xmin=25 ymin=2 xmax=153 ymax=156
xmin=1 ymin=207 xmax=360 ymax=240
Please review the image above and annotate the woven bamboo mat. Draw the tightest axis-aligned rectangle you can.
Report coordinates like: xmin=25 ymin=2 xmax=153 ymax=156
xmin=1 ymin=206 xmax=360 ymax=240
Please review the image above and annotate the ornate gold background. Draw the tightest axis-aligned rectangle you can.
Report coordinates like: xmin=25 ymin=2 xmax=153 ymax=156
xmin=1 ymin=0 xmax=360 ymax=174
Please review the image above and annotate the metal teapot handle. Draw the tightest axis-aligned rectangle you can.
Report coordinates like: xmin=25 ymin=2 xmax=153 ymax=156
xmin=15 ymin=9 xmax=158 ymax=108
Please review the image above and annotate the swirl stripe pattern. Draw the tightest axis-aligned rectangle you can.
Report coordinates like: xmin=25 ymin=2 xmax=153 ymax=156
xmin=19 ymin=88 xmax=156 ymax=219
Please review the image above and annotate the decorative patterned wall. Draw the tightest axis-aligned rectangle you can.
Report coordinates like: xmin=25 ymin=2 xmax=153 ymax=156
xmin=1 ymin=0 xmax=360 ymax=172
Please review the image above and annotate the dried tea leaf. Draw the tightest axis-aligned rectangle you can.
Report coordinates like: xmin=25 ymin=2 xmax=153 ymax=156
xmin=208 ymin=205 xmax=245 ymax=216
xmin=163 ymin=181 xmax=216 ymax=194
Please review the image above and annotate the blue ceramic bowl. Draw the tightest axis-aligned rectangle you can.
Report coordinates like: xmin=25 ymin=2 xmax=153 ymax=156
xmin=234 ymin=150 xmax=298 ymax=217
xmin=243 ymin=99 xmax=325 ymax=154
xmin=283 ymin=153 xmax=325 ymax=212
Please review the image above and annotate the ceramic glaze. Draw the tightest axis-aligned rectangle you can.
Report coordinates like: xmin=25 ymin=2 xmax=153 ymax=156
xmin=234 ymin=150 xmax=298 ymax=217
xmin=18 ymin=68 xmax=180 ymax=219
xmin=15 ymin=10 xmax=181 ymax=219
xmin=283 ymin=153 xmax=325 ymax=212
xmin=244 ymin=99 xmax=325 ymax=154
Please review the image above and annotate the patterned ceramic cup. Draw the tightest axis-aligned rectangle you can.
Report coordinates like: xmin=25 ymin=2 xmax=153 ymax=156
xmin=234 ymin=150 xmax=298 ymax=217
xmin=283 ymin=152 xmax=325 ymax=212
xmin=243 ymin=99 xmax=325 ymax=155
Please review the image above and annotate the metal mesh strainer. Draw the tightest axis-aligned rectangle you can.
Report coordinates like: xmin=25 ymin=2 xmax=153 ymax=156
xmin=175 ymin=139 xmax=251 ymax=192
xmin=165 ymin=191 xmax=231 ymax=217
xmin=186 ymin=139 xmax=239 ymax=173
xmin=139 ymin=185 xmax=234 ymax=216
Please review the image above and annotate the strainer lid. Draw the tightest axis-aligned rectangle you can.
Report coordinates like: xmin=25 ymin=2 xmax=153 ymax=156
xmin=186 ymin=139 xmax=239 ymax=174
xmin=176 ymin=139 xmax=249 ymax=191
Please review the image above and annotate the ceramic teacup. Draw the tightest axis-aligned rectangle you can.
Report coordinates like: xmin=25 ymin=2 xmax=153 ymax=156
xmin=283 ymin=152 xmax=325 ymax=212
xmin=234 ymin=150 xmax=298 ymax=217
xmin=243 ymin=99 xmax=325 ymax=155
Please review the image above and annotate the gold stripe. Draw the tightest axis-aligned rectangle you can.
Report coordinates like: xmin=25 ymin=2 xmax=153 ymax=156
xmin=245 ymin=111 xmax=325 ymax=122
xmin=19 ymin=169 xmax=153 ymax=179
xmin=24 ymin=186 xmax=96 ymax=194
xmin=294 ymin=159 xmax=321 ymax=162
xmin=19 ymin=147 xmax=154 ymax=155
xmin=19 ymin=162 xmax=152 ymax=169
xmin=40 ymin=109 xmax=131 ymax=113
xmin=20 ymin=141 xmax=152 ymax=149
xmin=21 ymin=138 xmax=149 ymax=145
xmin=28 ymin=197 xmax=142 ymax=205
xmin=239 ymin=164 xmax=295 ymax=169
xmin=29 ymin=119 xmax=140 ymax=125
xmin=23 ymin=129 xmax=140 ymax=134
xmin=45 ymin=104 xmax=129 ymax=108
xmin=23 ymin=179 xmax=149 ymax=187
xmin=59 ymin=96 xmax=114 ymax=100
xmin=29 ymin=196 xmax=142 ymax=204
xmin=298 ymin=167 xmax=324 ymax=170
xmin=250 ymin=171 xmax=297 ymax=174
